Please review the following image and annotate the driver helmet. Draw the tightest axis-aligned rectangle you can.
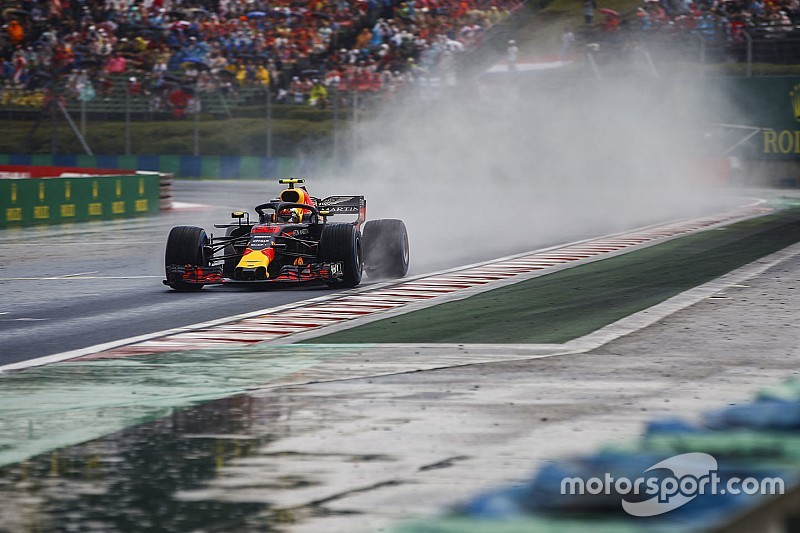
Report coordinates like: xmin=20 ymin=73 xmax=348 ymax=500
xmin=278 ymin=207 xmax=303 ymax=223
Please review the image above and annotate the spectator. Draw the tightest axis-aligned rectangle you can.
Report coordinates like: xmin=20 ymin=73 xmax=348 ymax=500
xmin=7 ymin=20 xmax=25 ymax=45
xmin=11 ymin=47 xmax=27 ymax=84
xmin=355 ymin=27 xmax=373 ymax=49
xmin=309 ymin=78 xmax=328 ymax=107
xmin=77 ymin=73 xmax=96 ymax=102
xmin=128 ymin=77 xmax=143 ymax=96
xmin=254 ymin=63 xmax=270 ymax=87
xmin=583 ymin=0 xmax=598 ymax=24
xmin=97 ymin=74 xmax=114 ymax=99
xmin=103 ymin=52 xmax=127 ymax=74
xmin=169 ymin=86 xmax=190 ymax=118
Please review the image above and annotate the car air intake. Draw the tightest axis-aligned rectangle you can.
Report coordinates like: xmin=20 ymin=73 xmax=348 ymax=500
xmin=280 ymin=190 xmax=300 ymax=203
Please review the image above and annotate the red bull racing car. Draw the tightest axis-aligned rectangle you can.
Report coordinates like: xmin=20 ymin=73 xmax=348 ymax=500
xmin=163 ymin=179 xmax=409 ymax=291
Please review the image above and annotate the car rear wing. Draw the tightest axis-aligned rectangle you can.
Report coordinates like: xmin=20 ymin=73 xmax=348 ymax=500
xmin=316 ymin=195 xmax=366 ymax=226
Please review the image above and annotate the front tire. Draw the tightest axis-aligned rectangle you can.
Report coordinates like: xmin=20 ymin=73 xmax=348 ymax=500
xmin=165 ymin=225 xmax=208 ymax=291
xmin=317 ymin=223 xmax=363 ymax=288
xmin=363 ymin=219 xmax=409 ymax=279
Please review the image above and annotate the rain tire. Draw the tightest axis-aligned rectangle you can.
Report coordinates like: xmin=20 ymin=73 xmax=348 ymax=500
xmin=362 ymin=219 xmax=409 ymax=279
xmin=165 ymin=225 xmax=208 ymax=291
xmin=317 ymin=223 xmax=363 ymax=288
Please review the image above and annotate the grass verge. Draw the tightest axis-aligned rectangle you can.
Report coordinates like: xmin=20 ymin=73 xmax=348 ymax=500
xmin=306 ymin=209 xmax=800 ymax=344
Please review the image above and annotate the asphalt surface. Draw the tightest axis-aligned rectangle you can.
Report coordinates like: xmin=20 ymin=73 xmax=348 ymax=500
xmin=0 ymin=180 xmax=744 ymax=365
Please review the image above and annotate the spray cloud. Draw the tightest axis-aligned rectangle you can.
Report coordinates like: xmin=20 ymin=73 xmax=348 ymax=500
xmin=319 ymin=66 xmax=735 ymax=272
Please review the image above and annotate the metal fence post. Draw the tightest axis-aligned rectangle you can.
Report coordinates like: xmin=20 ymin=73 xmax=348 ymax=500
xmin=744 ymin=31 xmax=753 ymax=78
xmin=332 ymin=83 xmax=339 ymax=166
xmin=352 ymin=91 xmax=359 ymax=156
xmin=266 ymin=86 xmax=272 ymax=158
xmin=695 ymin=33 xmax=706 ymax=64
xmin=80 ymin=97 xmax=86 ymax=137
xmin=50 ymin=88 xmax=57 ymax=155
xmin=193 ymin=93 xmax=200 ymax=156
xmin=124 ymin=83 xmax=131 ymax=156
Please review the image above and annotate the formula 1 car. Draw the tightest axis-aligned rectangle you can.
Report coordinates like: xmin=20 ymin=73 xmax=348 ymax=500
xmin=163 ymin=179 xmax=409 ymax=291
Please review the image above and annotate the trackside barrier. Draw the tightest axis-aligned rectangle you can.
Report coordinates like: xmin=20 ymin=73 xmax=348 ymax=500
xmin=0 ymin=154 xmax=330 ymax=179
xmin=159 ymin=172 xmax=174 ymax=211
xmin=0 ymin=169 xmax=163 ymax=229
xmin=406 ymin=375 xmax=800 ymax=533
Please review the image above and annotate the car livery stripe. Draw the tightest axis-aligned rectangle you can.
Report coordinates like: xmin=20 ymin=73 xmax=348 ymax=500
xmin=68 ymin=202 xmax=770 ymax=361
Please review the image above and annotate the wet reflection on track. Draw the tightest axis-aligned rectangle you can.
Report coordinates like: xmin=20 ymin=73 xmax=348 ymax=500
xmin=0 ymin=395 xmax=279 ymax=532
xmin=0 ymin=387 xmax=402 ymax=532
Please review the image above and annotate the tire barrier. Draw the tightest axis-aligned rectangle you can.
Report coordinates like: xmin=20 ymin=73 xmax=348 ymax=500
xmin=418 ymin=376 xmax=800 ymax=533
xmin=0 ymin=165 xmax=165 ymax=228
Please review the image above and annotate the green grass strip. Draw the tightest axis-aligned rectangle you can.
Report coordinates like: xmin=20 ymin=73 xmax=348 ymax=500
xmin=308 ymin=209 xmax=800 ymax=345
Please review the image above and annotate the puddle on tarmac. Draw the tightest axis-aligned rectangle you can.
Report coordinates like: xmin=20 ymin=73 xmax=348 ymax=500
xmin=0 ymin=392 xmax=393 ymax=532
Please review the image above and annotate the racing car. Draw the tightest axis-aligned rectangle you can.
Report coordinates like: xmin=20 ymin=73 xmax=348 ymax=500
xmin=163 ymin=178 xmax=409 ymax=291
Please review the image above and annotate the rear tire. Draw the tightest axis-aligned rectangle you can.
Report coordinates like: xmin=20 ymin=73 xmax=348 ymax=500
xmin=317 ymin=223 xmax=363 ymax=288
xmin=363 ymin=219 xmax=409 ymax=279
xmin=165 ymin=225 xmax=208 ymax=291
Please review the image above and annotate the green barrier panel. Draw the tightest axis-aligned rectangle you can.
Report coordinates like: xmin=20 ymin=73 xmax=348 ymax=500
xmin=117 ymin=155 xmax=139 ymax=171
xmin=240 ymin=156 xmax=261 ymax=178
xmin=75 ymin=155 xmax=97 ymax=168
xmin=202 ymin=156 xmax=221 ymax=179
xmin=0 ymin=173 xmax=160 ymax=229
xmin=158 ymin=155 xmax=181 ymax=175
xmin=30 ymin=154 xmax=53 ymax=167
xmin=278 ymin=157 xmax=296 ymax=177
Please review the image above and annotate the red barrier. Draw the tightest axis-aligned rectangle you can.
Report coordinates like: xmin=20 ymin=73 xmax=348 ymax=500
xmin=0 ymin=165 xmax=137 ymax=179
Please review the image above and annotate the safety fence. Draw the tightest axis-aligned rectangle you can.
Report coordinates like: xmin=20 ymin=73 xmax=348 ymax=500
xmin=0 ymin=165 xmax=169 ymax=229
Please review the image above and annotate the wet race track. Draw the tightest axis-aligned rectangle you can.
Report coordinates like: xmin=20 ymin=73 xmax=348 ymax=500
xmin=0 ymin=179 xmax=737 ymax=367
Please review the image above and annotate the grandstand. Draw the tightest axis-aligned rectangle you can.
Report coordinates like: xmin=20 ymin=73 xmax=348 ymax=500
xmin=0 ymin=0 xmax=522 ymax=117
xmin=2 ymin=0 xmax=800 ymax=159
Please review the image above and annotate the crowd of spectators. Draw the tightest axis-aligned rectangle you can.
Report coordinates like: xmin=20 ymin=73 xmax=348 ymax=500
xmin=590 ymin=0 xmax=800 ymax=46
xmin=5 ymin=0 xmax=794 ymax=115
xmin=0 ymin=0 xmax=522 ymax=113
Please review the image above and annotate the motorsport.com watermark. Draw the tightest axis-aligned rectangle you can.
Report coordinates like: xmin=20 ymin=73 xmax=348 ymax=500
xmin=560 ymin=453 xmax=785 ymax=517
